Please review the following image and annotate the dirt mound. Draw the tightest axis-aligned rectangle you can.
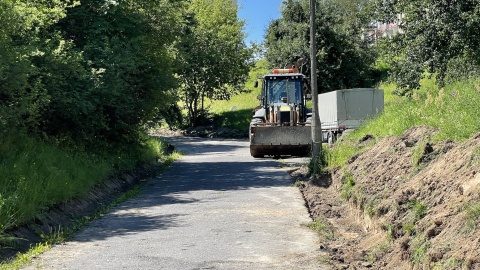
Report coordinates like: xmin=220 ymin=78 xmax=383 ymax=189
xmin=297 ymin=126 xmax=480 ymax=269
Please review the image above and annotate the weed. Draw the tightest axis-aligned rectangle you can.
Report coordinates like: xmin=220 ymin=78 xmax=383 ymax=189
xmin=383 ymin=223 xmax=396 ymax=241
xmin=307 ymin=217 xmax=334 ymax=240
xmin=411 ymin=236 xmax=430 ymax=265
xmin=469 ymin=146 xmax=480 ymax=167
xmin=277 ymin=159 xmax=289 ymax=168
xmin=353 ymin=187 xmax=366 ymax=210
xmin=40 ymin=226 xmax=65 ymax=246
xmin=317 ymin=254 xmax=331 ymax=264
xmin=433 ymin=257 xmax=464 ymax=269
xmin=308 ymin=146 xmax=329 ymax=175
xmin=294 ymin=179 xmax=304 ymax=187
xmin=340 ymin=172 xmax=356 ymax=201
xmin=407 ymin=200 xmax=427 ymax=223
xmin=462 ymin=202 xmax=480 ymax=233
xmin=365 ymin=196 xmax=380 ymax=218
xmin=0 ymin=242 xmax=50 ymax=270
xmin=326 ymin=77 xmax=480 ymax=174
xmin=365 ymin=242 xmax=390 ymax=263
xmin=325 ymin=139 xmax=361 ymax=169
xmin=412 ymin=140 xmax=433 ymax=168
xmin=0 ymin=234 xmax=21 ymax=250
xmin=402 ymin=222 xmax=416 ymax=236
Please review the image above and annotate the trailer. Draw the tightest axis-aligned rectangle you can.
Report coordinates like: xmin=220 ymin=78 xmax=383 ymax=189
xmin=318 ymin=88 xmax=384 ymax=144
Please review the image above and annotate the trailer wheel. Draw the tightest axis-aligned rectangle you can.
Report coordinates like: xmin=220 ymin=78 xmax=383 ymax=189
xmin=327 ymin=131 xmax=334 ymax=146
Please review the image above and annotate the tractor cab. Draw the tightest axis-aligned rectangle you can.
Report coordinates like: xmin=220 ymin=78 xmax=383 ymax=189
xmin=249 ymin=69 xmax=312 ymax=158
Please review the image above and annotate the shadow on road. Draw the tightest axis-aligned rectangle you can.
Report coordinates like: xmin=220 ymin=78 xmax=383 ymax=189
xmin=73 ymin=136 xmax=298 ymax=242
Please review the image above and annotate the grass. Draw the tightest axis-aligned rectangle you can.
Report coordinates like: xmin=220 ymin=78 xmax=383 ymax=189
xmin=384 ymin=223 xmax=396 ymax=241
xmin=208 ymin=59 xmax=269 ymax=131
xmin=432 ymin=257 xmax=464 ymax=270
xmin=365 ymin=196 xmax=380 ymax=218
xmin=363 ymin=77 xmax=480 ymax=141
xmin=469 ymin=146 xmax=480 ymax=167
xmin=340 ymin=171 xmax=356 ymax=201
xmin=407 ymin=200 xmax=428 ymax=223
xmin=0 ymin=188 xmax=136 ymax=269
xmin=402 ymin=222 xmax=416 ymax=236
xmin=411 ymin=235 xmax=430 ymax=265
xmin=307 ymin=217 xmax=334 ymax=240
xmin=462 ymin=202 xmax=480 ymax=234
xmin=0 ymin=140 xmax=180 ymax=269
xmin=0 ymin=132 xmax=174 ymax=252
xmin=308 ymin=146 xmax=329 ymax=175
xmin=319 ymin=77 xmax=480 ymax=170
xmin=0 ymin=133 xmax=111 ymax=236
xmin=411 ymin=140 xmax=431 ymax=168
xmin=0 ymin=242 xmax=50 ymax=270
xmin=365 ymin=242 xmax=390 ymax=264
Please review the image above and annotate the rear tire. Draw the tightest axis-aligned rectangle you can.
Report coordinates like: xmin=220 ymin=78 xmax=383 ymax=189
xmin=250 ymin=118 xmax=265 ymax=158
xmin=304 ymin=117 xmax=312 ymax=126
xmin=250 ymin=148 xmax=264 ymax=158
xmin=327 ymin=131 xmax=336 ymax=146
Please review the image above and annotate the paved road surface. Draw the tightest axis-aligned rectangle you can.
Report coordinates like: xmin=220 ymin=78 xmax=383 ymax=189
xmin=26 ymin=136 xmax=325 ymax=269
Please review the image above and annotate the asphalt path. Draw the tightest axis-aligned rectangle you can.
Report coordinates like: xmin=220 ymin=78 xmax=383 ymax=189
xmin=26 ymin=136 xmax=325 ymax=269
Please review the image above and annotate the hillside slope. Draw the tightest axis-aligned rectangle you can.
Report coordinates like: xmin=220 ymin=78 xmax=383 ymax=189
xmin=296 ymin=126 xmax=480 ymax=269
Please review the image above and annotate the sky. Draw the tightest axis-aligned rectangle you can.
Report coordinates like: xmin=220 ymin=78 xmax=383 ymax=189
xmin=238 ymin=0 xmax=284 ymax=45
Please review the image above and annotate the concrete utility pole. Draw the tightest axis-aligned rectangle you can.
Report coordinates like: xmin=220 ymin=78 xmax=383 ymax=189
xmin=310 ymin=0 xmax=322 ymax=162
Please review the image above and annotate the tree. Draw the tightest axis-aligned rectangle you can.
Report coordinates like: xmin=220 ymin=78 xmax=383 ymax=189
xmin=0 ymin=1 xmax=73 ymax=133
xmin=177 ymin=0 xmax=253 ymax=126
xmin=265 ymin=0 xmax=377 ymax=93
xmin=33 ymin=0 xmax=185 ymax=149
xmin=373 ymin=0 xmax=480 ymax=95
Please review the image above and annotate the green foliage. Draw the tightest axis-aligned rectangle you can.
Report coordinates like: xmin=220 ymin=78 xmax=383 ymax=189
xmin=265 ymin=0 xmax=378 ymax=93
xmin=0 ymin=133 xmax=112 ymax=235
xmin=340 ymin=171 xmax=356 ymax=201
xmin=365 ymin=196 xmax=380 ymax=218
xmin=432 ymin=257 xmax=465 ymax=270
xmin=326 ymin=78 xmax=480 ymax=169
xmin=308 ymin=145 xmax=329 ymax=175
xmin=365 ymin=242 xmax=390 ymax=264
xmin=331 ymin=76 xmax=480 ymax=148
xmin=209 ymin=60 xmax=269 ymax=130
xmin=407 ymin=200 xmax=427 ymax=223
xmin=0 ymin=1 xmax=74 ymax=132
xmin=469 ymin=147 xmax=480 ymax=168
xmin=462 ymin=202 xmax=480 ymax=234
xmin=324 ymin=139 xmax=362 ymax=170
xmin=402 ymin=222 xmax=416 ymax=236
xmin=43 ymin=0 xmax=182 ymax=149
xmin=411 ymin=236 xmax=430 ymax=265
xmin=0 ymin=0 xmax=186 ymax=151
xmin=383 ymin=223 xmax=396 ymax=241
xmin=177 ymin=0 xmax=253 ymax=126
xmin=307 ymin=217 xmax=334 ymax=240
xmin=373 ymin=0 xmax=480 ymax=94
xmin=411 ymin=141 xmax=431 ymax=168
xmin=0 ymin=242 xmax=51 ymax=270
xmin=0 ymin=131 xmax=175 ymax=247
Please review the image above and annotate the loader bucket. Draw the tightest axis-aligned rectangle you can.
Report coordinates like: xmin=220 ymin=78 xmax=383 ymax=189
xmin=249 ymin=126 xmax=311 ymax=157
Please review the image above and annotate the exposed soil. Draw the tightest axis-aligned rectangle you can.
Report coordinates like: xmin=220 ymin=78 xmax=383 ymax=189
xmin=294 ymin=126 xmax=480 ymax=269
xmin=4 ymin=126 xmax=480 ymax=269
